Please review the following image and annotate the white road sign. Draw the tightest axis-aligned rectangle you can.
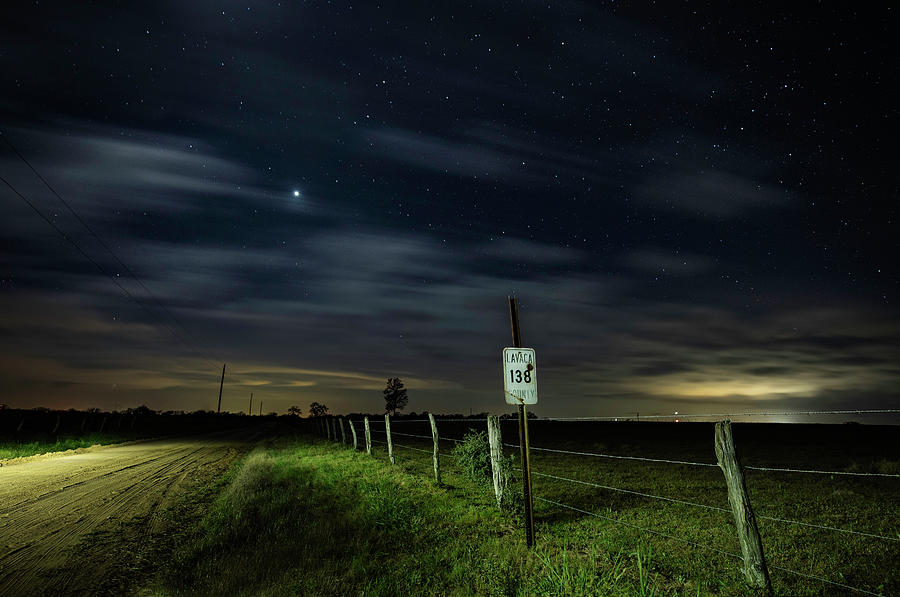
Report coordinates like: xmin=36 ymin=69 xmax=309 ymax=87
xmin=503 ymin=347 xmax=538 ymax=405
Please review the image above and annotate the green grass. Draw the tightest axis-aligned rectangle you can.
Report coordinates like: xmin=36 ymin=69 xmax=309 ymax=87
xmin=145 ymin=424 xmax=899 ymax=596
xmin=0 ymin=433 xmax=129 ymax=459
xmin=146 ymin=435 xmax=692 ymax=596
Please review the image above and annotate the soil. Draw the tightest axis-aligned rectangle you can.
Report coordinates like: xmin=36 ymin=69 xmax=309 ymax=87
xmin=0 ymin=428 xmax=260 ymax=596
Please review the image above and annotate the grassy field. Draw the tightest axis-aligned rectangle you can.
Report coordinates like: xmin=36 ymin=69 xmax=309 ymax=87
xmin=0 ymin=432 xmax=131 ymax=460
xmin=144 ymin=420 xmax=899 ymax=596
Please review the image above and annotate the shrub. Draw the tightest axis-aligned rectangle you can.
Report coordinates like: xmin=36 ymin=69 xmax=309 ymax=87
xmin=451 ymin=430 xmax=521 ymax=511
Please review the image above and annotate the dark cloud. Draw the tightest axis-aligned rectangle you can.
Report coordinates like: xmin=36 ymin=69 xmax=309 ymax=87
xmin=0 ymin=2 xmax=895 ymax=419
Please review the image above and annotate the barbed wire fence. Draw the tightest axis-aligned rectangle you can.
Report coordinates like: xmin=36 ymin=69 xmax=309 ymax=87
xmin=307 ymin=410 xmax=898 ymax=596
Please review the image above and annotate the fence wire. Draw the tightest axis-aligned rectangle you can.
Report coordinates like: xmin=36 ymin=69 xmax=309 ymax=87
xmin=391 ymin=442 xmax=433 ymax=455
xmin=532 ymin=470 xmax=900 ymax=543
xmin=531 ymin=470 xmax=731 ymax=513
xmin=389 ymin=431 xmax=433 ymax=440
xmin=535 ymin=409 xmax=900 ymax=421
xmin=755 ymin=513 xmax=900 ymax=543
xmin=745 ymin=464 xmax=900 ymax=479
xmin=314 ymin=417 xmax=896 ymax=594
xmin=535 ymin=496 xmax=886 ymax=596
xmin=532 ymin=495 xmax=741 ymax=559
xmin=768 ymin=564 xmax=886 ymax=596
xmin=505 ymin=443 xmax=718 ymax=468
xmin=501 ymin=442 xmax=899 ymax=479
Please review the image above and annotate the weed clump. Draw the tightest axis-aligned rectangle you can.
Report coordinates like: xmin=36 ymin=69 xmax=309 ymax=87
xmin=451 ymin=430 xmax=521 ymax=511
xmin=451 ymin=430 xmax=492 ymax=481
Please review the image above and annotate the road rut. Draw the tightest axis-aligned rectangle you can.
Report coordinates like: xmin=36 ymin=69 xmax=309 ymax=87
xmin=0 ymin=430 xmax=256 ymax=595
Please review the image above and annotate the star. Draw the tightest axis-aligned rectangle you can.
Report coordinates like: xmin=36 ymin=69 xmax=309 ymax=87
xmin=292 ymin=190 xmax=301 ymax=198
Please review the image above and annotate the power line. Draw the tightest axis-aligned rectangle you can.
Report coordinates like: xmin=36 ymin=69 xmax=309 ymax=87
xmin=1 ymin=131 xmax=220 ymax=368
xmin=0 ymin=172 xmax=219 ymax=371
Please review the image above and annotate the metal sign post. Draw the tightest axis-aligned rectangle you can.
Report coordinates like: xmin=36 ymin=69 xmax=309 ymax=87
xmin=508 ymin=296 xmax=536 ymax=547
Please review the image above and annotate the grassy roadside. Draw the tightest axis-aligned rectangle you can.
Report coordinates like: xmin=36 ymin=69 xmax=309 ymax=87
xmin=146 ymin=434 xmax=680 ymax=596
xmin=0 ymin=432 xmax=131 ymax=460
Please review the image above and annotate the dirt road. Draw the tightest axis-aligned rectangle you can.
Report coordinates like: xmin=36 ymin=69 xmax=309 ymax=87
xmin=0 ymin=430 xmax=258 ymax=596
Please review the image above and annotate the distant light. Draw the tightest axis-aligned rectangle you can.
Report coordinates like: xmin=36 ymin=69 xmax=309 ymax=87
xmin=675 ymin=419 xmax=679 ymax=423
xmin=292 ymin=190 xmax=300 ymax=197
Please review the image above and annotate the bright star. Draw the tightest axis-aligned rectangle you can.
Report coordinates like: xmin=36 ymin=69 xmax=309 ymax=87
xmin=292 ymin=190 xmax=300 ymax=198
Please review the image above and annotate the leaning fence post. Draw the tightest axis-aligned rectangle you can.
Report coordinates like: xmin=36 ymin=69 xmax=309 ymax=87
xmin=487 ymin=415 xmax=506 ymax=507
xmin=385 ymin=414 xmax=395 ymax=464
xmin=51 ymin=414 xmax=61 ymax=435
xmin=325 ymin=417 xmax=332 ymax=440
xmin=364 ymin=416 xmax=372 ymax=455
xmin=349 ymin=419 xmax=358 ymax=450
xmin=339 ymin=418 xmax=347 ymax=445
xmin=715 ymin=420 xmax=773 ymax=594
xmin=428 ymin=413 xmax=441 ymax=484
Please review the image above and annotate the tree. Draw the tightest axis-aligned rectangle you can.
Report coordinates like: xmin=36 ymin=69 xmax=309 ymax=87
xmin=308 ymin=401 xmax=329 ymax=417
xmin=287 ymin=405 xmax=303 ymax=416
xmin=383 ymin=377 xmax=408 ymax=416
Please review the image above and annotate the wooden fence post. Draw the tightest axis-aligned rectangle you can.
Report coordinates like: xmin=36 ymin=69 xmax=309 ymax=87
xmin=99 ymin=416 xmax=107 ymax=433
xmin=16 ymin=417 xmax=25 ymax=433
xmin=349 ymin=420 xmax=358 ymax=450
xmin=487 ymin=415 xmax=506 ymax=507
xmin=428 ymin=413 xmax=441 ymax=484
xmin=715 ymin=420 xmax=773 ymax=594
xmin=325 ymin=417 xmax=331 ymax=440
xmin=51 ymin=414 xmax=61 ymax=435
xmin=339 ymin=418 xmax=346 ymax=445
xmin=385 ymin=414 xmax=395 ymax=464
xmin=364 ymin=416 xmax=372 ymax=455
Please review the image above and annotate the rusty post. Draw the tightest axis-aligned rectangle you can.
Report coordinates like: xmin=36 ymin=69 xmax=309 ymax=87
xmin=509 ymin=296 xmax=535 ymax=547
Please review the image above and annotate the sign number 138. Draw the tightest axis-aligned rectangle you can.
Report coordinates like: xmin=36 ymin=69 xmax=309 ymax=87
xmin=509 ymin=368 xmax=532 ymax=383
xmin=502 ymin=347 xmax=538 ymax=405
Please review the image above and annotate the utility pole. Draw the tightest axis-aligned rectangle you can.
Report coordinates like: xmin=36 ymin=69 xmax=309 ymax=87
xmin=259 ymin=401 xmax=262 ymax=416
xmin=249 ymin=392 xmax=253 ymax=415
xmin=509 ymin=296 xmax=535 ymax=547
xmin=217 ymin=363 xmax=226 ymax=413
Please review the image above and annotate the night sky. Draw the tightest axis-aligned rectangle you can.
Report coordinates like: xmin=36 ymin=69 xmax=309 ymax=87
xmin=1 ymin=2 xmax=897 ymax=420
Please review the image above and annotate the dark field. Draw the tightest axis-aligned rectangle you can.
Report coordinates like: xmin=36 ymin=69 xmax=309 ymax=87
xmin=357 ymin=418 xmax=900 ymax=596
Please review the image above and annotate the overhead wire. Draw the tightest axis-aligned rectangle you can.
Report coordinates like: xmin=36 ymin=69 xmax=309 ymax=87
xmin=1 ymin=131 xmax=221 ymax=370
